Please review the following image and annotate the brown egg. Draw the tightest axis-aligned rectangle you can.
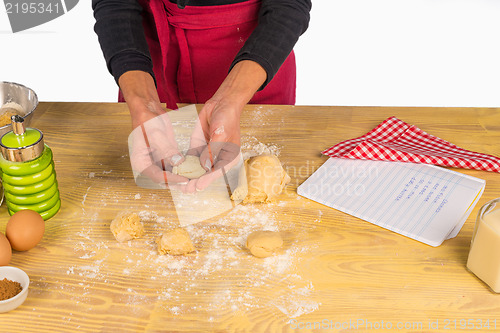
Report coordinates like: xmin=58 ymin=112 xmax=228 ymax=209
xmin=0 ymin=232 xmax=12 ymax=265
xmin=6 ymin=210 xmax=45 ymax=251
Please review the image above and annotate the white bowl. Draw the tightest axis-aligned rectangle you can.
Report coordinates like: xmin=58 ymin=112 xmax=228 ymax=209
xmin=0 ymin=266 xmax=30 ymax=313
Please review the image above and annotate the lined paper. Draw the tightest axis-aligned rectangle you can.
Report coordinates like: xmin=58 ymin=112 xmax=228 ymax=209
xmin=298 ymin=158 xmax=485 ymax=246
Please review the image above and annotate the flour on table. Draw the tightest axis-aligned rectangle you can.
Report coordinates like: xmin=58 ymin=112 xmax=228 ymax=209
xmin=273 ymin=282 xmax=321 ymax=318
xmin=60 ymin=163 xmax=320 ymax=321
xmin=240 ymin=137 xmax=281 ymax=159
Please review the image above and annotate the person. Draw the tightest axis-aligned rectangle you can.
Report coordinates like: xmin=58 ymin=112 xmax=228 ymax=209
xmin=92 ymin=0 xmax=311 ymax=191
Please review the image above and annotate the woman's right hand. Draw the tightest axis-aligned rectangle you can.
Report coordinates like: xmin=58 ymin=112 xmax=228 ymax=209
xmin=120 ymin=71 xmax=188 ymax=187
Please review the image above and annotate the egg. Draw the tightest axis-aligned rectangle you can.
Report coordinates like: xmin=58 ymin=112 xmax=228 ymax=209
xmin=0 ymin=232 xmax=12 ymax=265
xmin=6 ymin=210 xmax=45 ymax=251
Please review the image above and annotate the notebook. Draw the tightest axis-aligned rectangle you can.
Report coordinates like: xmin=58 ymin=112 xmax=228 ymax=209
xmin=297 ymin=158 xmax=485 ymax=246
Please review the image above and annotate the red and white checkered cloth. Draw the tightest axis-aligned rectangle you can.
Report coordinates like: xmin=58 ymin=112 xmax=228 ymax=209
xmin=322 ymin=116 xmax=500 ymax=172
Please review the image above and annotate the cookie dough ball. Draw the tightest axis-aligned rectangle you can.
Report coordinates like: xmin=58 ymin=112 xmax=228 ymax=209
xmin=156 ymin=228 xmax=195 ymax=255
xmin=172 ymin=155 xmax=207 ymax=179
xmin=246 ymin=230 xmax=283 ymax=258
xmin=231 ymin=154 xmax=291 ymax=203
xmin=110 ymin=212 xmax=145 ymax=242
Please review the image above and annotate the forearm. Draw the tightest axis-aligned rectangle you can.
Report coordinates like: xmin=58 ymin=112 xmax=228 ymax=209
xmin=210 ymin=60 xmax=266 ymax=111
xmin=118 ymin=70 xmax=163 ymax=128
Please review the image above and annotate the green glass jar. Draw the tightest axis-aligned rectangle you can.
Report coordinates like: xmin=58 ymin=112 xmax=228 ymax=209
xmin=0 ymin=116 xmax=60 ymax=220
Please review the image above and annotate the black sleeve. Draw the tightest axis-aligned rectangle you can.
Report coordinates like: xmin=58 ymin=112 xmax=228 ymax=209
xmin=92 ymin=0 xmax=155 ymax=85
xmin=231 ymin=0 xmax=312 ymax=89
xmin=92 ymin=0 xmax=311 ymax=89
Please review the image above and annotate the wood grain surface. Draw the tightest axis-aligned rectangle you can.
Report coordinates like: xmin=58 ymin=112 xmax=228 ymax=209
xmin=1 ymin=102 xmax=500 ymax=333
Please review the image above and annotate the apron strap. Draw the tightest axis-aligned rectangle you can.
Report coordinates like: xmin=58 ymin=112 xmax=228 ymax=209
xmin=173 ymin=27 xmax=197 ymax=102
xmin=162 ymin=0 xmax=261 ymax=104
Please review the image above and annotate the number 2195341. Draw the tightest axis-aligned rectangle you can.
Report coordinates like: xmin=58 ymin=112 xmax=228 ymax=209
xmin=5 ymin=2 xmax=62 ymax=14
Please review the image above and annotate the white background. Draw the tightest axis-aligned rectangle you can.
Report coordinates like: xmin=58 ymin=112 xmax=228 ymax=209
xmin=1 ymin=0 xmax=500 ymax=107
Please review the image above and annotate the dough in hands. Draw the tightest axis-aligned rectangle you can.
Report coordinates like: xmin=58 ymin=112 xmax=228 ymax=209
xmin=110 ymin=212 xmax=145 ymax=242
xmin=246 ymin=230 xmax=283 ymax=258
xmin=156 ymin=228 xmax=196 ymax=255
xmin=172 ymin=155 xmax=207 ymax=179
xmin=231 ymin=154 xmax=291 ymax=203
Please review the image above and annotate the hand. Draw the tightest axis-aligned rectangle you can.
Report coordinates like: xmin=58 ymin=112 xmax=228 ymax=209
xmin=120 ymin=71 xmax=188 ymax=188
xmin=182 ymin=100 xmax=242 ymax=193
xmin=128 ymin=113 xmax=190 ymax=188
xmin=191 ymin=98 xmax=242 ymax=166
xmin=182 ymin=60 xmax=267 ymax=193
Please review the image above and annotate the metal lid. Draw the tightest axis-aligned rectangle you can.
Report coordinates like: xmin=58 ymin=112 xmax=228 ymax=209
xmin=0 ymin=115 xmax=44 ymax=162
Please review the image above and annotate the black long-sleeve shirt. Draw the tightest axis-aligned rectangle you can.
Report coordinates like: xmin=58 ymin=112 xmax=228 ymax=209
xmin=92 ymin=0 xmax=311 ymax=89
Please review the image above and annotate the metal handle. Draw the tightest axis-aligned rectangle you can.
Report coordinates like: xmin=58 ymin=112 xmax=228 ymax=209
xmin=11 ymin=115 xmax=25 ymax=135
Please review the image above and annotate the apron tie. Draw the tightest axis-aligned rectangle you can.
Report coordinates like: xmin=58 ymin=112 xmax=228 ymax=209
xmin=173 ymin=27 xmax=196 ymax=102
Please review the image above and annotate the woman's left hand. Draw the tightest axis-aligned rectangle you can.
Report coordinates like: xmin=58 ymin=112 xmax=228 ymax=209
xmin=182 ymin=60 xmax=267 ymax=193
xmin=183 ymin=99 xmax=242 ymax=193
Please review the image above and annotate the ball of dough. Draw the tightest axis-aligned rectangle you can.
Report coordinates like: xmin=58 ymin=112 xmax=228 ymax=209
xmin=246 ymin=230 xmax=283 ymax=258
xmin=110 ymin=212 xmax=145 ymax=242
xmin=231 ymin=154 xmax=291 ymax=203
xmin=172 ymin=155 xmax=207 ymax=179
xmin=156 ymin=228 xmax=195 ymax=255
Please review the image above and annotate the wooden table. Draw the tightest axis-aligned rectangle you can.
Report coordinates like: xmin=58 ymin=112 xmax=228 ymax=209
xmin=1 ymin=103 xmax=500 ymax=332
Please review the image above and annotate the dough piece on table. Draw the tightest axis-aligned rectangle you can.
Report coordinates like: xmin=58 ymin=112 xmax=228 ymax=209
xmin=230 ymin=162 xmax=248 ymax=201
xmin=110 ymin=212 xmax=145 ymax=242
xmin=246 ymin=230 xmax=283 ymax=258
xmin=231 ymin=154 xmax=291 ymax=203
xmin=156 ymin=228 xmax=196 ymax=255
xmin=172 ymin=155 xmax=207 ymax=179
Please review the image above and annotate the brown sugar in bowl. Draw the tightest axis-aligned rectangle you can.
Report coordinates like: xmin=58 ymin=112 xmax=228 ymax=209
xmin=0 ymin=266 xmax=29 ymax=313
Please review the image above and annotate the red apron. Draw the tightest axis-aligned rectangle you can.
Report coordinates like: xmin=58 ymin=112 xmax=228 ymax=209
xmin=120 ymin=0 xmax=296 ymax=109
